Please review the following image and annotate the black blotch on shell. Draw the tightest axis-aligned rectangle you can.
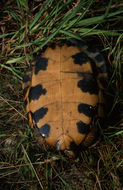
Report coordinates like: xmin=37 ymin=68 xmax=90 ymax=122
xmin=39 ymin=124 xmax=50 ymax=138
xmin=49 ymin=43 xmax=56 ymax=49
xmin=35 ymin=56 xmax=48 ymax=74
xmin=67 ymin=39 xmax=86 ymax=48
xmin=69 ymin=141 xmax=77 ymax=150
xmin=77 ymin=121 xmax=90 ymax=134
xmin=33 ymin=107 xmax=48 ymax=123
xmin=72 ymin=52 xmax=89 ymax=65
xmin=77 ymin=77 xmax=99 ymax=94
xmin=78 ymin=103 xmax=97 ymax=117
xmin=29 ymin=84 xmax=46 ymax=102
xmin=23 ymin=74 xmax=30 ymax=83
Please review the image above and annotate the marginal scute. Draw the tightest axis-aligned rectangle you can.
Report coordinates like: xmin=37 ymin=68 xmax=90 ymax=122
xmin=23 ymin=40 xmax=107 ymax=155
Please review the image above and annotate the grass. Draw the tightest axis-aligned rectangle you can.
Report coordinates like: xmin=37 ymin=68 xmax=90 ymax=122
xmin=0 ymin=0 xmax=123 ymax=189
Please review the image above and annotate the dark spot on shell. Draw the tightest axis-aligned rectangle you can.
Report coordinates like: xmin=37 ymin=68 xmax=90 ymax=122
xmin=33 ymin=107 xmax=48 ymax=123
xmin=77 ymin=77 xmax=99 ymax=94
xmin=67 ymin=39 xmax=86 ymax=48
xmin=49 ymin=43 xmax=56 ymax=49
xmin=78 ymin=103 xmax=97 ymax=117
xmin=35 ymin=56 xmax=48 ymax=74
xmin=69 ymin=141 xmax=77 ymax=150
xmin=72 ymin=52 xmax=89 ymax=65
xmin=29 ymin=84 xmax=46 ymax=102
xmin=23 ymin=74 xmax=30 ymax=83
xmin=39 ymin=124 xmax=50 ymax=138
xmin=77 ymin=121 xmax=90 ymax=134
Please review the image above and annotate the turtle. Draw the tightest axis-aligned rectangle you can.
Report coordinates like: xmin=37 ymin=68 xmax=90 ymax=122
xmin=22 ymin=40 xmax=107 ymax=156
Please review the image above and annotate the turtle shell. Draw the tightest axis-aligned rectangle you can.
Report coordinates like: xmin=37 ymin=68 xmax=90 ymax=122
xmin=23 ymin=40 xmax=107 ymax=155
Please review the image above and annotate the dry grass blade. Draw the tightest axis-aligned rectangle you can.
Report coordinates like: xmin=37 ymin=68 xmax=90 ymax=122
xmin=22 ymin=145 xmax=44 ymax=190
xmin=0 ymin=95 xmax=27 ymax=120
xmin=0 ymin=157 xmax=59 ymax=170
